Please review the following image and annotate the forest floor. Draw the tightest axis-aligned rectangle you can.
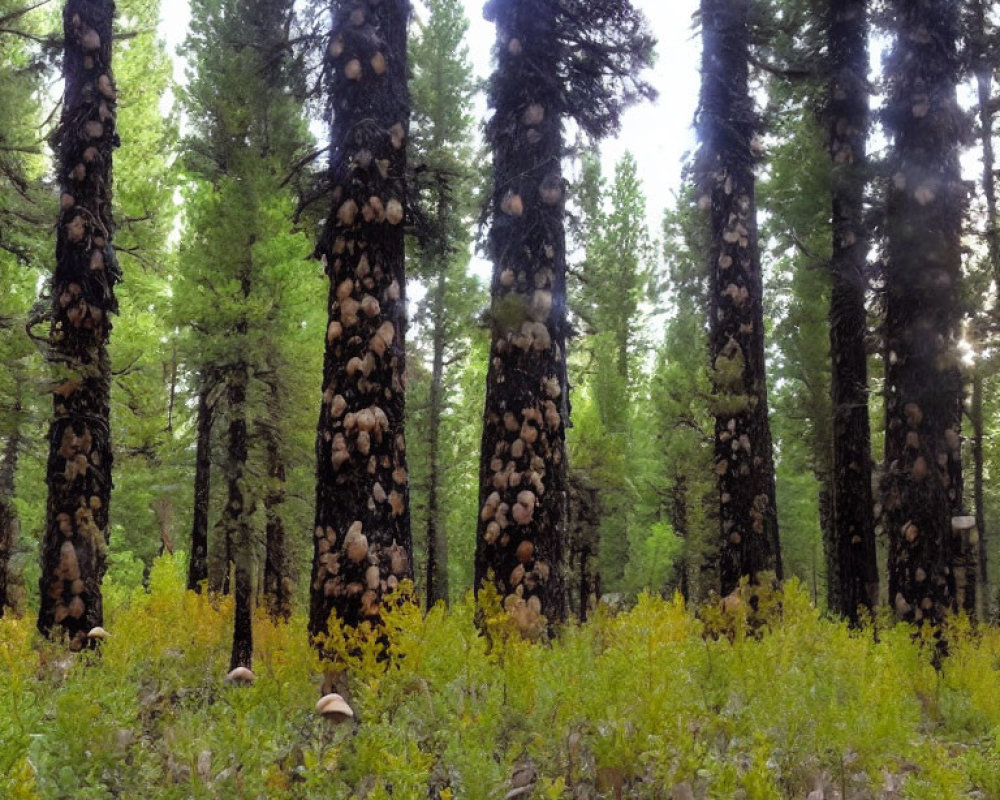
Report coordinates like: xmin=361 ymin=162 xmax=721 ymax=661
xmin=1 ymin=556 xmax=999 ymax=800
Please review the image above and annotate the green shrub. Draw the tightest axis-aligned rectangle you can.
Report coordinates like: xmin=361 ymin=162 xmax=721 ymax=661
xmin=1 ymin=556 xmax=999 ymax=799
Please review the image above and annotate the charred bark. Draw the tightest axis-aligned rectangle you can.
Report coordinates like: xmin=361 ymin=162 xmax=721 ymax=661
xmin=474 ymin=0 xmax=570 ymax=634
xmin=308 ymin=0 xmax=413 ymax=639
xmin=883 ymin=0 xmax=966 ymax=625
xmin=262 ymin=414 xmax=291 ymax=621
xmin=826 ymin=0 xmax=877 ymax=623
xmin=187 ymin=377 xmax=214 ymax=591
xmin=224 ymin=367 xmax=254 ymax=671
xmin=37 ymin=0 xmax=120 ymax=648
xmin=697 ymin=0 xmax=781 ymax=597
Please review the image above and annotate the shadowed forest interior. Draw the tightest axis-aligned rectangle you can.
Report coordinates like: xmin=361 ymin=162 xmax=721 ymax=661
xmin=2 ymin=0 xmax=1000 ymax=798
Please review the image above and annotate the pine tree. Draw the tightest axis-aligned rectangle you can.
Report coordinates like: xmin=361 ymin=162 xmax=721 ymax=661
xmin=105 ymin=0 xmax=183 ymax=568
xmin=407 ymin=0 xmax=479 ymax=609
xmin=0 ymin=0 xmax=48 ymax=617
xmin=187 ymin=373 xmax=215 ymax=591
xmin=696 ymin=0 xmax=781 ymax=596
xmin=37 ymin=0 xmax=121 ymax=648
xmin=178 ymin=0 xmax=313 ymax=670
xmin=309 ymin=0 xmax=414 ymax=637
xmin=569 ymin=152 xmax=655 ymax=595
xmin=655 ymin=194 xmax=718 ymax=603
xmin=968 ymin=0 xmax=998 ymax=618
xmin=475 ymin=0 xmax=654 ymax=633
xmin=826 ymin=0 xmax=877 ymax=621
xmin=882 ymin=0 xmax=967 ymax=624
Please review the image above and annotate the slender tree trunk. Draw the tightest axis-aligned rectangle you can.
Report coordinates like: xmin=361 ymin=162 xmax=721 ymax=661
xmin=152 ymin=497 xmax=174 ymax=555
xmin=262 ymin=417 xmax=291 ymax=621
xmin=672 ymin=473 xmax=690 ymax=602
xmin=188 ymin=379 xmax=213 ymax=591
xmin=425 ymin=263 xmax=449 ymax=607
xmin=0 ymin=396 xmax=23 ymax=617
xmin=974 ymin=0 xmax=997 ymax=617
xmin=819 ymin=479 xmax=837 ymax=610
xmin=883 ymin=0 xmax=965 ymax=625
xmin=474 ymin=0 xmax=570 ymax=634
xmin=697 ymin=0 xmax=781 ymax=596
xmin=225 ymin=366 xmax=254 ymax=671
xmin=971 ymin=371 xmax=986 ymax=619
xmin=37 ymin=1 xmax=119 ymax=648
xmin=308 ymin=0 xmax=413 ymax=639
xmin=166 ymin=339 xmax=178 ymax=433
xmin=826 ymin=0 xmax=877 ymax=625
xmin=567 ymin=469 xmax=599 ymax=620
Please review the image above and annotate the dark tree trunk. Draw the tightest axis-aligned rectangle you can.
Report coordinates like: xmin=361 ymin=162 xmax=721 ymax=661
xmin=224 ymin=368 xmax=254 ymax=671
xmin=819 ymin=480 xmax=837 ymax=610
xmin=425 ymin=264 xmax=449 ymax=608
xmin=37 ymin=0 xmax=120 ymax=649
xmin=166 ymin=339 xmax=178 ymax=433
xmin=973 ymin=0 xmax=997 ymax=617
xmin=672 ymin=473 xmax=690 ymax=602
xmin=567 ymin=468 xmax=599 ymax=620
xmin=0 ymin=400 xmax=23 ymax=617
xmin=697 ymin=0 xmax=781 ymax=597
xmin=187 ymin=378 xmax=214 ymax=591
xmin=262 ymin=416 xmax=291 ymax=621
xmin=883 ymin=0 xmax=965 ymax=625
xmin=971 ymin=371 xmax=986 ymax=618
xmin=474 ymin=0 xmax=570 ymax=634
xmin=826 ymin=0 xmax=877 ymax=624
xmin=308 ymin=0 xmax=413 ymax=639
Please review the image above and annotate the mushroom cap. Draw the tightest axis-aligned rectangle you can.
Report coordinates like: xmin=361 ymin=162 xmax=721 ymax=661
xmin=225 ymin=666 xmax=257 ymax=684
xmin=316 ymin=693 xmax=354 ymax=722
xmin=86 ymin=626 xmax=111 ymax=640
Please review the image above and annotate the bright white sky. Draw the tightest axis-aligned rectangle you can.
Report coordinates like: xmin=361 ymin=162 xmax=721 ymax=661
xmin=157 ymin=0 xmax=701 ymax=238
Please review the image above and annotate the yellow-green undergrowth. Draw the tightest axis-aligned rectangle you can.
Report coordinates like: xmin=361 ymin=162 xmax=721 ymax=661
xmin=1 ymin=556 xmax=999 ymax=799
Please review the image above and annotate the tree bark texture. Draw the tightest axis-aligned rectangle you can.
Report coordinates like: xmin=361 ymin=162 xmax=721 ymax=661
xmin=37 ymin=0 xmax=120 ymax=648
xmin=187 ymin=378 xmax=213 ymax=591
xmin=826 ymin=0 xmax=877 ymax=623
xmin=474 ymin=0 xmax=570 ymax=634
xmin=883 ymin=0 xmax=965 ymax=625
xmin=973 ymin=0 xmax=997 ymax=616
xmin=0 ymin=407 xmax=23 ymax=617
xmin=974 ymin=0 xmax=1000 ymax=293
xmin=308 ymin=0 xmax=413 ymax=638
xmin=224 ymin=369 xmax=254 ymax=671
xmin=697 ymin=0 xmax=781 ymax=597
xmin=263 ymin=415 xmax=291 ymax=621
xmin=971 ymin=371 xmax=986 ymax=619
xmin=672 ymin=473 xmax=691 ymax=602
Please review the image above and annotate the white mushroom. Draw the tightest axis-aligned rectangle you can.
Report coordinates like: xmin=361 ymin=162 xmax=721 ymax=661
xmin=225 ymin=667 xmax=256 ymax=685
xmin=316 ymin=693 xmax=355 ymax=723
